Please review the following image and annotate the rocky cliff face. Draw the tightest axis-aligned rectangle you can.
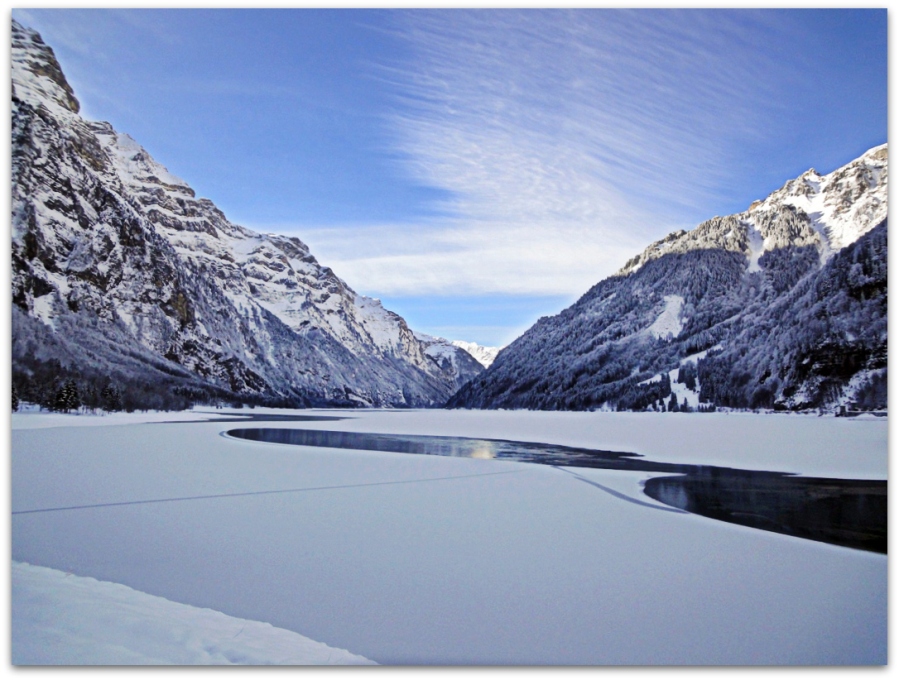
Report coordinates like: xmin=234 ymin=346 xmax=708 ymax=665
xmin=449 ymin=146 xmax=887 ymax=413
xmin=11 ymin=20 xmax=480 ymax=409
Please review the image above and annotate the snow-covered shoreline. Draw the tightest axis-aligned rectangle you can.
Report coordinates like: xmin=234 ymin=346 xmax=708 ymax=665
xmin=12 ymin=561 xmax=375 ymax=665
xmin=10 ymin=405 xmax=243 ymax=430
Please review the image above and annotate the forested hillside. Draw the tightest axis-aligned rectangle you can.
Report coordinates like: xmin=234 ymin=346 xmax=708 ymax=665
xmin=449 ymin=146 xmax=887 ymax=413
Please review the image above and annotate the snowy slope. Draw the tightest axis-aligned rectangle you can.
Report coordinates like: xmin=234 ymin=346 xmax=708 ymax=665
xmin=645 ymin=295 xmax=684 ymax=340
xmin=11 ymin=20 xmax=456 ymax=409
xmin=12 ymin=561 xmax=375 ymax=665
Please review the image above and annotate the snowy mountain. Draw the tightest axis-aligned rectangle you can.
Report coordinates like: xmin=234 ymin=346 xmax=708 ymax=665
xmin=450 ymin=340 xmax=502 ymax=368
xmin=449 ymin=145 xmax=887 ymax=413
xmin=11 ymin=20 xmax=462 ymax=409
xmin=412 ymin=333 xmax=485 ymax=391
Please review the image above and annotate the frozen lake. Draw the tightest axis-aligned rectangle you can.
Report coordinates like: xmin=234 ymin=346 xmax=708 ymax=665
xmin=226 ymin=425 xmax=886 ymax=552
xmin=11 ymin=408 xmax=888 ymax=664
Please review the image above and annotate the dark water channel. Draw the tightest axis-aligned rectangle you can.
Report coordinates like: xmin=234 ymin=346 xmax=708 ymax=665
xmin=227 ymin=428 xmax=887 ymax=554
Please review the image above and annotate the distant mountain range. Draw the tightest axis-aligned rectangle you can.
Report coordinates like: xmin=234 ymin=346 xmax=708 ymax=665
xmin=11 ymin=20 xmax=484 ymax=410
xmin=449 ymin=340 xmax=501 ymax=369
xmin=449 ymin=144 xmax=887 ymax=413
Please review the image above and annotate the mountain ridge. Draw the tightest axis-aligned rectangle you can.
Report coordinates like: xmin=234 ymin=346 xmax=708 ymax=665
xmin=11 ymin=19 xmax=482 ymax=410
xmin=449 ymin=144 xmax=887 ymax=413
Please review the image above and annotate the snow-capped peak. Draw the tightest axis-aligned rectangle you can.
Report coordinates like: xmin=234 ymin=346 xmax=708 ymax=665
xmin=450 ymin=340 xmax=502 ymax=368
xmin=11 ymin=20 xmax=80 ymax=117
xmin=753 ymin=143 xmax=887 ymax=252
xmin=413 ymin=333 xmax=501 ymax=369
xmin=617 ymin=144 xmax=887 ymax=277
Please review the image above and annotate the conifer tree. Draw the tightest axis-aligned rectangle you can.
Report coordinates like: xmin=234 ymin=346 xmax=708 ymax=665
xmin=101 ymin=383 xmax=122 ymax=412
xmin=53 ymin=379 xmax=81 ymax=412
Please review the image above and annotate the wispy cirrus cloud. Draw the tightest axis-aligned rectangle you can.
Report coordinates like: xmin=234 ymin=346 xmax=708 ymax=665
xmin=384 ymin=10 xmax=800 ymax=222
xmin=383 ymin=9 xmax=793 ymax=224
xmin=297 ymin=9 xmax=798 ymax=297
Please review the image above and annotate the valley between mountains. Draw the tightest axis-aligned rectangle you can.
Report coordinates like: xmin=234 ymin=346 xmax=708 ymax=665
xmin=10 ymin=15 xmax=888 ymax=667
xmin=11 ymin=19 xmax=887 ymax=415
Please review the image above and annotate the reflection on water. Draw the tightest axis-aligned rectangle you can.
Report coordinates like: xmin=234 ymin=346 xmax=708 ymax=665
xmin=226 ymin=428 xmax=887 ymax=554
xmin=469 ymin=448 xmax=496 ymax=460
xmin=226 ymin=428 xmax=658 ymax=470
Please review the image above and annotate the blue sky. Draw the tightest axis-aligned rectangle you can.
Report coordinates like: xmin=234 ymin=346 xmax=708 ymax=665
xmin=12 ymin=9 xmax=887 ymax=346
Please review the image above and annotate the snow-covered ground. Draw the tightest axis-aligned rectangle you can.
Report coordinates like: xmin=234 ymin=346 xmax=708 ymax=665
xmin=10 ymin=404 xmax=240 ymax=430
xmin=646 ymin=295 xmax=684 ymax=339
xmin=12 ymin=561 xmax=374 ymax=665
xmin=11 ymin=408 xmax=887 ymax=664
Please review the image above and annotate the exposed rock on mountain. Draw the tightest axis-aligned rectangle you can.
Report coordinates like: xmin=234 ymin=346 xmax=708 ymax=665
xmin=11 ymin=20 xmax=464 ymax=409
xmin=413 ymin=333 xmax=485 ymax=391
xmin=448 ymin=145 xmax=887 ymax=413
